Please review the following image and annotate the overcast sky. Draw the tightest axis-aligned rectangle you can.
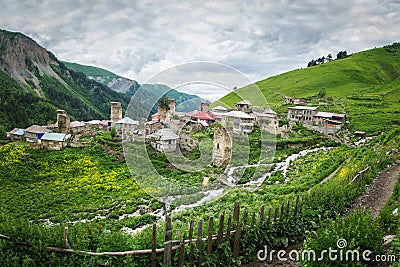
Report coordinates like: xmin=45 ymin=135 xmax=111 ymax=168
xmin=0 ymin=0 xmax=399 ymax=101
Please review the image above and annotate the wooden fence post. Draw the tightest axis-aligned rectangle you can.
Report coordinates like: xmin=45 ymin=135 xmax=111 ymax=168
xmin=286 ymin=200 xmax=290 ymax=216
xmin=151 ymin=223 xmax=157 ymax=267
xmin=280 ymin=202 xmax=285 ymax=219
xmin=267 ymin=207 xmax=272 ymax=224
xmin=188 ymin=220 xmax=195 ymax=266
xmin=178 ymin=233 xmax=186 ymax=267
xmin=163 ymin=215 xmax=172 ymax=266
xmin=251 ymin=212 xmax=256 ymax=226
xmin=197 ymin=220 xmax=203 ymax=265
xmin=63 ymin=227 xmax=70 ymax=249
xmin=216 ymin=212 xmax=224 ymax=248
xmin=207 ymin=217 xmax=213 ymax=253
xmin=274 ymin=207 xmax=278 ymax=222
xmin=233 ymin=202 xmax=241 ymax=259
xmin=294 ymin=195 xmax=299 ymax=219
xmin=259 ymin=205 xmax=265 ymax=223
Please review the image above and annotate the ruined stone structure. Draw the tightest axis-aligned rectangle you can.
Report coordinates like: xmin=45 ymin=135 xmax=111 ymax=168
xmin=110 ymin=102 xmax=123 ymax=127
xmin=179 ymin=133 xmax=199 ymax=152
xmin=212 ymin=124 xmax=232 ymax=167
xmin=57 ymin=109 xmax=70 ymax=134
xmin=201 ymin=102 xmax=210 ymax=112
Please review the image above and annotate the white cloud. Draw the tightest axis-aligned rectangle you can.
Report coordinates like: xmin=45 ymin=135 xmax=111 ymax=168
xmin=0 ymin=0 xmax=399 ymax=97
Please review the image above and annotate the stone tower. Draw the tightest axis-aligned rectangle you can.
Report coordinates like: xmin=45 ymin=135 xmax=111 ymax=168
xmin=212 ymin=124 xmax=232 ymax=167
xmin=158 ymin=98 xmax=176 ymax=123
xmin=201 ymin=102 xmax=210 ymax=112
xmin=57 ymin=109 xmax=70 ymax=134
xmin=110 ymin=102 xmax=122 ymax=127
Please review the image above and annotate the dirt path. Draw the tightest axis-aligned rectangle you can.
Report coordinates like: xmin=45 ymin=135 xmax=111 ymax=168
xmin=349 ymin=160 xmax=400 ymax=217
xmin=245 ymin=160 xmax=400 ymax=267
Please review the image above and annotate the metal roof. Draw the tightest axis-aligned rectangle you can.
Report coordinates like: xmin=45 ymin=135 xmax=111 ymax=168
xmin=148 ymin=128 xmax=179 ymax=141
xmin=70 ymin=121 xmax=86 ymax=127
xmin=235 ymin=100 xmax=252 ymax=105
xmin=10 ymin=128 xmax=25 ymax=135
xmin=225 ymin=110 xmax=254 ymax=119
xmin=288 ymin=106 xmax=318 ymax=111
xmin=25 ymin=125 xmax=50 ymax=134
xmin=212 ymin=105 xmax=229 ymax=111
xmin=115 ymin=117 xmax=139 ymax=125
xmin=41 ymin=132 xmax=67 ymax=142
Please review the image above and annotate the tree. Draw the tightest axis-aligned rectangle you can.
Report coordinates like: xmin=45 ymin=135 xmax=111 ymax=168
xmin=327 ymin=54 xmax=332 ymax=62
xmin=0 ymin=125 xmax=6 ymax=140
xmin=158 ymin=95 xmax=170 ymax=111
xmin=336 ymin=50 xmax=348 ymax=59
xmin=110 ymin=127 xmax=117 ymax=139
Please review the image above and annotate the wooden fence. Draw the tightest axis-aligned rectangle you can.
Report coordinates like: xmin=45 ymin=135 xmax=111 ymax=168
xmin=0 ymin=195 xmax=301 ymax=266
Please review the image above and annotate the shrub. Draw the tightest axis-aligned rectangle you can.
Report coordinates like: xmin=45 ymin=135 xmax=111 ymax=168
xmin=302 ymin=210 xmax=385 ymax=266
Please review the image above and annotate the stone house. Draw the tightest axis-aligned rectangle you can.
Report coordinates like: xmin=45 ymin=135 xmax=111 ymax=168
xmin=253 ymin=107 xmax=279 ymax=134
xmin=115 ymin=117 xmax=139 ymax=133
xmin=234 ymin=100 xmax=253 ymax=113
xmin=41 ymin=132 xmax=68 ymax=150
xmin=287 ymin=106 xmax=346 ymax=134
xmin=25 ymin=125 xmax=50 ymax=142
xmin=147 ymin=128 xmax=179 ymax=153
xmin=287 ymin=106 xmax=318 ymax=123
xmin=144 ymin=120 xmax=163 ymax=135
xmin=222 ymin=110 xmax=254 ymax=134
xmin=313 ymin=112 xmax=346 ymax=126
xmin=212 ymin=105 xmax=230 ymax=114
xmin=69 ymin=121 xmax=87 ymax=134
xmin=8 ymin=128 xmax=25 ymax=141
xmin=191 ymin=111 xmax=220 ymax=126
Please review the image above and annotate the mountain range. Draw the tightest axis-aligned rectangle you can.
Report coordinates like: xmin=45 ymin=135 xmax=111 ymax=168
xmin=0 ymin=29 xmax=206 ymax=131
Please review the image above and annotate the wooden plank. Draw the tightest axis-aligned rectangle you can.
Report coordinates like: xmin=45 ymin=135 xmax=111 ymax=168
xmin=197 ymin=220 xmax=204 ymax=265
xmin=216 ymin=212 xmax=224 ymax=247
xmin=178 ymin=233 xmax=186 ymax=267
xmin=163 ymin=215 xmax=172 ymax=266
xmin=207 ymin=217 xmax=213 ymax=253
xmin=151 ymin=223 xmax=157 ymax=267
xmin=188 ymin=220 xmax=195 ymax=266
xmin=233 ymin=202 xmax=241 ymax=259
xmin=274 ymin=207 xmax=278 ymax=222
xmin=251 ymin=212 xmax=256 ymax=226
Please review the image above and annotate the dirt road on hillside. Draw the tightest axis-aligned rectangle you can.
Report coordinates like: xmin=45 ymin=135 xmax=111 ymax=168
xmin=349 ymin=160 xmax=400 ymax=217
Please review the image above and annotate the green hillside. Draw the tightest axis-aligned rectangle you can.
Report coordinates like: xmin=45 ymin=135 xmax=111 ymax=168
xmin=217 ymin=43 xmax=400 ymax=135
xmin=62 ymin=61 xmax=120 ymax=84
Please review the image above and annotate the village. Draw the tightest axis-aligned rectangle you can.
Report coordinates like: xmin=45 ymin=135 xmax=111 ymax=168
xmin=6 ymin=96 xmax=348 ymax=167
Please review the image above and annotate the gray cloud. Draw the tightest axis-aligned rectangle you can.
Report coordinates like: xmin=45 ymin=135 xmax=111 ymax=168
xmin=0 ymin=0 xmax=399 ymax=100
